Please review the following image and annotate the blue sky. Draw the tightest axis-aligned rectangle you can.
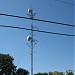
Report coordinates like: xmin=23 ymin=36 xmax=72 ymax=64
xmin=0 ymin=0 xmax=74 ymax=74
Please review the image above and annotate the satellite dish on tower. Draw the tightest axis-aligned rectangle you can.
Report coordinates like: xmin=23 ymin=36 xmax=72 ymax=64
xmin=28 ymin=8 xmax=33 ymax=15
xmin=27 ymin=35 xmax=32 ymax=41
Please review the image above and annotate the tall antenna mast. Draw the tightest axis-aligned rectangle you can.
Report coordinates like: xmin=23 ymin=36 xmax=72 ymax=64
xmin=27 ymin=8 xmax=36 ymax=75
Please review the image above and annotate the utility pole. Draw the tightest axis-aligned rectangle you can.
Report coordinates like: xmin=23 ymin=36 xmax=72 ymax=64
xmin=27 ymin=8 xmax=36 ymax=75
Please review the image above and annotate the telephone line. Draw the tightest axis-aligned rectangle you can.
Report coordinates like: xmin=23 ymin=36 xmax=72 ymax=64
xmin=55 ymin=0 xmax=75 ymax=5
xmin=0 ymin=24 xmax=74 ymax=36
xmin=0 ymin=13 xmax=75 ymax=27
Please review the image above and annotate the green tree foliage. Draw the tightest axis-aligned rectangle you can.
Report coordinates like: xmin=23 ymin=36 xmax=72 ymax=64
xmin=34 ymin=72 xmax=48 ymax=75
xmin=34 ymin=71 xmax=74 ymax=75
xmin=0 ymin=54 xmax=29 ymax=75
xmin=16 ymin=68 xmax=29 ymax=75
xmin=49 ymin=72 xmax=53 ymax=75
xmin=52 ymin=71 xmax=64 ymax=75
xmin=66 ymin=70 xmax=74 ymax=75
xmin=0 ymin=54 xmax=16 ymax=75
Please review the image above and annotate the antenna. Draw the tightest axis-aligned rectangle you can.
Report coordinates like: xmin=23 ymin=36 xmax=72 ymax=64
xmin=27 ymin=8 xmax=36 ymax=75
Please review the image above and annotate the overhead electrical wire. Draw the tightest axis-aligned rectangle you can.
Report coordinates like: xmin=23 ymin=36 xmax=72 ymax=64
xmin=0 ymin=13 xmax=75 ymax=27
xmin=0 ymin=24 xmax=74 ymax=36
xmin=55 ymin=0 xmax=75 ymax=5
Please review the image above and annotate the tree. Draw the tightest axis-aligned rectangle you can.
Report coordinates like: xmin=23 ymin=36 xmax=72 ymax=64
xmin=0 ymin=54 xmax=29 ymax=75
xmin=52 ymin=71 xmax=64 ymax=75
xmin=34 ymin=71 xmax=64 ymax=75
xmin=34 ymin=72 xmax=43 ymax=75
xmin=16 ymin=68 xmax=29 ymax=75
xmin=66 ymin=70 xmax=74 ymax=75
xmin=49 ymin=72 xmax=53 ymax=75
xmin=0 ymin=54 xmax=16 ymax=75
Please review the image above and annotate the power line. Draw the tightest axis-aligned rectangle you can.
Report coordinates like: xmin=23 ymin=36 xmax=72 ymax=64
xmin=0 ymin=13 xmax=75 ymax=27
xmin=0 ymin=24 xmax=74 ymax=36
xmin=55 ymin=0 xmax=75 ymax=5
